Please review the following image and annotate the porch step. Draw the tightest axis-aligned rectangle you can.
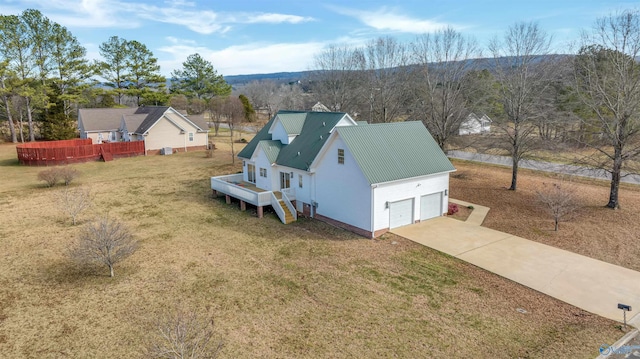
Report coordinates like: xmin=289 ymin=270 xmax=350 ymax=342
xmin=278 ymin=200 xmax=295 ymax=224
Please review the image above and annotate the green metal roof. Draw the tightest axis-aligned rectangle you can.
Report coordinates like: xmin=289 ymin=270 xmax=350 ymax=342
xmin=275 ymin=111 xmax=350 ymax=170
xmin=257 ymin=140 xmax=282 ymax=164
xmin=273 ymin=112 xmax=307 ymax=135
xmin=238 ymin=111 xmax=352 ymax=170
xmin=336 ymin=121 xmax=455 ymax=184
xmin=237 ymin=116 xmax=276 ymax=159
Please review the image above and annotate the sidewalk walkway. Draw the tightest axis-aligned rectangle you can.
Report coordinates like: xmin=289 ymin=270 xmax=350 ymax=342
xmin=392 ymin=201 xmax=640 ymax=327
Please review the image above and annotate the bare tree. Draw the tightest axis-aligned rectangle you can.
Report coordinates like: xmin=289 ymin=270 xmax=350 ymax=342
xmin=70 ymin=216 xmax=137 ymax=277
xmin=147 ymin=306 xmax=223 ymax=359
xmin=308 ymin=45 xmax=365 ymax=114
xmin=223 ymin=96 xmax=245 ymax=165
xmin=208 ymin=96 xmax=226 ymax=136
xmin=536 ymin=181 xmax=579 ymax=231
xmin=275 ymin=82 xmax=305 ymax=111
xmin=361 ymin=36 xmax=411 ymax=123
xmin=242 ymin=79 xmax=279 ymax=119
xmin=489 ymin=22 xmax=557 ymax=190
xmin=56 ymin=186 xmax=91 ymax=225
xmin=573 ymin=10 xmax=640 ymax=209
xmin=411 ymin=27 xmax=480 ymax=149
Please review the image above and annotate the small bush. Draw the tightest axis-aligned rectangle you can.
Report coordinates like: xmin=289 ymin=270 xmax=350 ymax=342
xmin=58 ymin=167 xmax=80 ymax=186
xmin=467 ymin=205 xmax=474 ymax=210
xmin=451 ymin=172 xmax=469 ymax=180
xmin=38 ymin=168 xmax=60 ymax=187
xmin=447 ymin=203 xmax=459 ymax=215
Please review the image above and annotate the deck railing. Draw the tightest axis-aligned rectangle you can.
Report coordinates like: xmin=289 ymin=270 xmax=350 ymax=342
xmin=211 ymin=174 xmax=272 ymax=206
xmin=281 ymin=190 xmax=297 ymax=222
xmin=270 ymin=192 xmax=287 ymax=224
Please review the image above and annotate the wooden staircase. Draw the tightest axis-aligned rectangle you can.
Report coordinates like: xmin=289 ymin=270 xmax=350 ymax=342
xmin=272 ymin=191 xmax=296 ymax=224
xmin=278 ymin=200 xmax=295 ymax=224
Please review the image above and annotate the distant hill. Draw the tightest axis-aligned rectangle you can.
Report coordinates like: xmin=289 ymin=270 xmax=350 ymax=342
xmin=224 ymin=71 xmax=315 ymax=86
xmin=222 ymin=55 xmax=575 ymax=87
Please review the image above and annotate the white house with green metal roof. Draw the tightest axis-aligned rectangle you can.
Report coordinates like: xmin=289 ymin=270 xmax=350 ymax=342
xmin=211 ymin=110 xmax=456 ymax=238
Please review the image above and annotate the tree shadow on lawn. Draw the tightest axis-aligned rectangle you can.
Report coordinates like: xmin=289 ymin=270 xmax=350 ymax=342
xmin=0 ymin=158 xmax=20 ymax=167
xmin=40 ymin=259 xmax=140 ymax=285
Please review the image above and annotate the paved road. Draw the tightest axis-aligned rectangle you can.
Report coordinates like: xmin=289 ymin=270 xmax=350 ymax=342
xmin=448 ymin=150 xmax=640 ymax=185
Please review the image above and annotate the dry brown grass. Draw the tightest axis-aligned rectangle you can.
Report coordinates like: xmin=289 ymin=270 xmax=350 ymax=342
xmin=0 ymin=137 xmax=623 ymax=358
xmin=450 ymin=159 xmax=640 ymax=272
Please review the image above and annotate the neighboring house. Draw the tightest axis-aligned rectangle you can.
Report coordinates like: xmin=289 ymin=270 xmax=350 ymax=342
xmin=311 ymin=102 xmax=330 ymax=112
xmin=211 ymin=110 xmax=456 ymax=238
xmin=78 ymin=106 xmax=209 ymax=154
xmin=459 ymin=113 xmax=492 ymax=135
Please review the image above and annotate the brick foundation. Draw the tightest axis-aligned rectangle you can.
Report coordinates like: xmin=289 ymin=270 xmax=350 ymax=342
xmin=146 ymin=145 xmax=207 ymax=155
xmin=313 ymin=213 xmax=388 ymax=239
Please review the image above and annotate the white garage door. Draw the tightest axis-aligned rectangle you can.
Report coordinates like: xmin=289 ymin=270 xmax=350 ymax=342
xmin=389 ymin=199 xmax=414 ymax=229
xmin=420 ymin=192 xmax=442 ymax=221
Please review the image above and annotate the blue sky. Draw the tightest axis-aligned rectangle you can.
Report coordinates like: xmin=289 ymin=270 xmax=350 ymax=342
xmin=0 ymin=0 xmax=636 ymax=76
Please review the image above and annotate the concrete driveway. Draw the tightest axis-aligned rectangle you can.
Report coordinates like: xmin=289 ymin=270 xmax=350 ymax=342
xmin=392 ymin=216 xmax=640 ymax=327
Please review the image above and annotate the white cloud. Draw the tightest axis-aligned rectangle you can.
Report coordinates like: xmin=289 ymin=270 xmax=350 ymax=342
xmin=158 ymin=39 xmax=325 ymax=76
xmin=243 ymin=13 xmax=314 ymax=24
xmin=8 ymin=0 xmax=314 ymax=34
xmin=331 ymin=6 xmax=460 ymax=34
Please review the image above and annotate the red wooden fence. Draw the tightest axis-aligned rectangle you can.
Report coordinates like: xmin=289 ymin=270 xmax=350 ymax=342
xmin=16 ymin=139 xmax=145 ymax=166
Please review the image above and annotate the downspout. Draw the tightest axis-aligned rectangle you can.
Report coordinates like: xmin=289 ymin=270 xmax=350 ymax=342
xmin=370 ymin=184 xmax=376 ymax=239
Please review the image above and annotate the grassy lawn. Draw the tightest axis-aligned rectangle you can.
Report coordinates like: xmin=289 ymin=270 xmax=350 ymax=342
xmin=0 ymin=137 xmax=622 ymax=358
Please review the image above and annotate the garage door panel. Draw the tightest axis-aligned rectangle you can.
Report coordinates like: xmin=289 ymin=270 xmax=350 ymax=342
xmin=390 ymin=199 xmax=413 ymax=229
xmin=420 ymin=192 xmax=442 ymax=221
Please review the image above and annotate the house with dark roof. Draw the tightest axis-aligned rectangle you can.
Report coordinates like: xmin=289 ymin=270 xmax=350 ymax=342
xmin=78 ymin=106 xmax=209 ymax=154
xmin=211 ymin=110 xmax=456 ymax=238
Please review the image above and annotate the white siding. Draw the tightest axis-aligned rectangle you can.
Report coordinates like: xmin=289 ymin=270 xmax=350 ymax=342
xmin=253 ymin=148 xmax=274 ymax=191
xmin=144 ymin=111 xmax=208 ymax=151
xmin=270 ymin=121 xmax=291 ymax=144
xmin=314 ymin=136 xmax=371 ymax=232
xmin=372 ymin=173 xmax=449 ymax=231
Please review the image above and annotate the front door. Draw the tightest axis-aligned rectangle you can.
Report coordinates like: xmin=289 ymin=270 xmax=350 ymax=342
xmin=280 ymin=172 xmax=291 ymax=190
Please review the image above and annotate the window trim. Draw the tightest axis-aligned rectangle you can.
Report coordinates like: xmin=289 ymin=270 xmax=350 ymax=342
xmin=260 ymin=168 xmax=267 ymax=178
xmin=338 ymin=148 xmax=345 ymax=164
xmin=188 ymin=132 xmax=194 ymax=142
xmin=247 ymin=163 xmax=256 ymax=183
xmin=298 ymin=174 xmax=303 ymax=188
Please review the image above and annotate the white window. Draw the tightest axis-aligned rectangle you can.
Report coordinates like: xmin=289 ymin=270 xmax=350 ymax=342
xmin=338 ymin=148 xmax=344 ymax=164
xmin=260 ymin=168 xmax=267 ymax=177
xmin=188 ymin=132 xmax=194 ymax=142
xmin=298 ymin=174 xmax=303 ymax=188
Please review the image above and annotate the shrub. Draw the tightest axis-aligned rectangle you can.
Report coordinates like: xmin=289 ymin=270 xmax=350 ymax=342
xmin=447 ymin=203 xmax=459 ymax=215
xmin=38 ymin=168 xmax=60 ymax=187
xmin=58 ymin=167 xmax=80 ymax=186
xmin=467 ymin=205 xmax=474 ymax=210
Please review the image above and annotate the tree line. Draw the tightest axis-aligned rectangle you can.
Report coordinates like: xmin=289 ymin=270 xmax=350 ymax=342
xmin=1 ymin=8 xmax=639 ymax=209
xmin=251 ymin=10 xmax=637 ymax=210
xmin=0 ymin=9 xmax=233 ymax=143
